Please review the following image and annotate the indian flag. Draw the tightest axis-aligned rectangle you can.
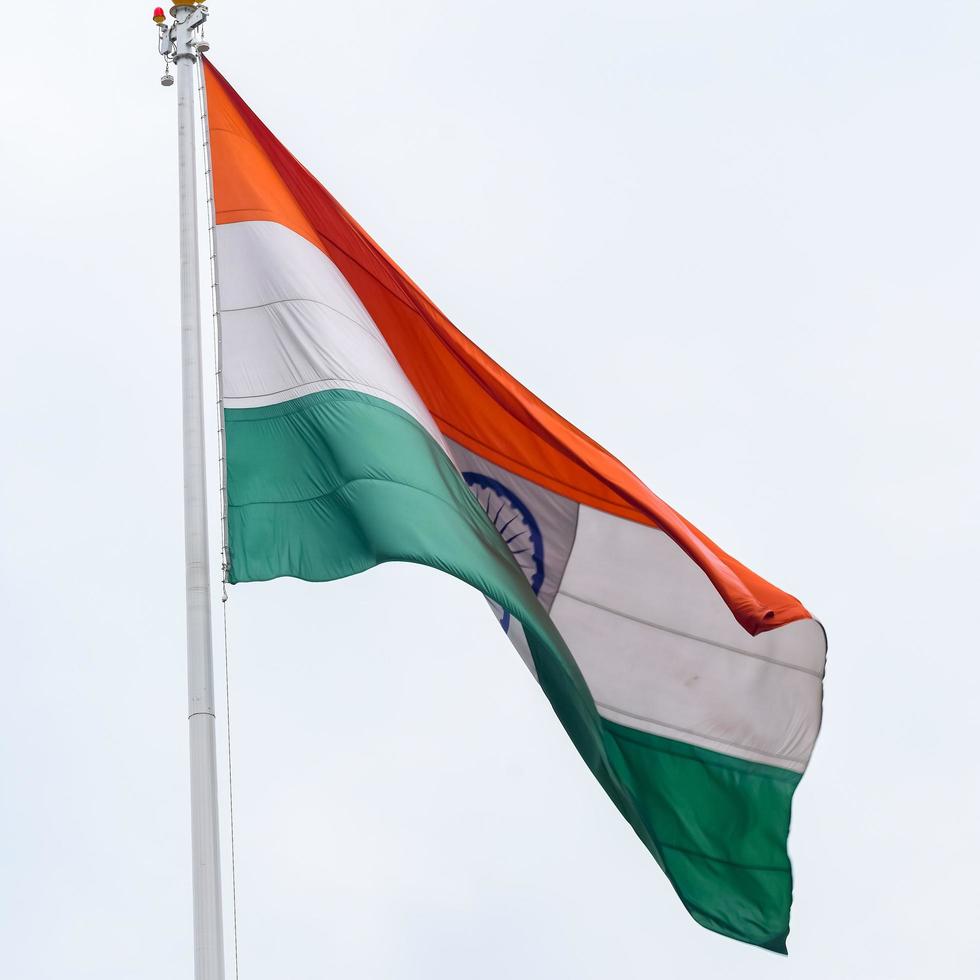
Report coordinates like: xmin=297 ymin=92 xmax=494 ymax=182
xmin=203 ymin=59 xmax=826 ymax=952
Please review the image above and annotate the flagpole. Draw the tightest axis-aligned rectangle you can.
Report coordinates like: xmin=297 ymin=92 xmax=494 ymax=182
xmin=165 ymin=3 xmax=227 ymax=978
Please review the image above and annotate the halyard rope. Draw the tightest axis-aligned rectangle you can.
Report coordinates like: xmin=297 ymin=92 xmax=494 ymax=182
xmin=197 ymin=55 xmax=241 ymax=980
xmin=220 ymin=598 xmax=240 ymax=980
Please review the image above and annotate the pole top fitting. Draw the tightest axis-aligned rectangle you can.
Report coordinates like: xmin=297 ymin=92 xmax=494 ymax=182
xmin=168 ymin=0 xmax=209 ymax=63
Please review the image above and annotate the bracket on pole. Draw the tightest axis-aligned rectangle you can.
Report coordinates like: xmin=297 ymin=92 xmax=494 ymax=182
xmin=153 ymin=2 xmax=210 ymax=87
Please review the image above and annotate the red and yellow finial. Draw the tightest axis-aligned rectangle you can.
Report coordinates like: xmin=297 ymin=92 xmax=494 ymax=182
xmin=152 ymin=6 xmax=166 ymax=23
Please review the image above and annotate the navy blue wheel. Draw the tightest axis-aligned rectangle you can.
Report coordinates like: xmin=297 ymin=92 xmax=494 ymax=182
xmin=462 ymin=472 xmax=545 ymax=631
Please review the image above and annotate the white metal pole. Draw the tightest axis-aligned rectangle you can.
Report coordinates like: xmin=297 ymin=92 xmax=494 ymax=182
xmin=171 ymin=4 xmax=226 ymax=979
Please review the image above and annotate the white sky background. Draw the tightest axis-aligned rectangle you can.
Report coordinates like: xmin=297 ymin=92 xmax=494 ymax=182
xmin=2 ymin=1 xmax=979 ymax=977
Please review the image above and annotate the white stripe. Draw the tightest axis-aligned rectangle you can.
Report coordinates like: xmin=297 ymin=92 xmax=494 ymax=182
xmin=448 ymin=442 xmax=825 ymax=772
xmin=552 ymin=505 xmax=825 ymax=771
xmin=218 ymin=220 xmax=445 ymax=448
xmin=505 ymin=616 xmax=538 ymax=679
xmin=553 ymin=595 xmax=819 ymax=770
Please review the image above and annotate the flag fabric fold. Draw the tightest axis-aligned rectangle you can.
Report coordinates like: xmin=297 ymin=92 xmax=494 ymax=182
xmin=204 ymin=58 xmax=826 ymax=952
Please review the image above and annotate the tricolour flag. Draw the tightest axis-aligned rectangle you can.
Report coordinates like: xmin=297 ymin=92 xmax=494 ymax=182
xmin=203 ymin=60 xmax=826 ymax=952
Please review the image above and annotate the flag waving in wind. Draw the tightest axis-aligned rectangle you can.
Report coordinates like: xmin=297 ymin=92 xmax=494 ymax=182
xmin=203 ymin=59 xmax=826 ymax=952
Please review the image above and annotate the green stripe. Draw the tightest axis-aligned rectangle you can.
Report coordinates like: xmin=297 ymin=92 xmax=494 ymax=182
xmin=226 ymin=388 xmax=800 ymax=952
xmin=602 ymin=721 xmax=799 ymax=952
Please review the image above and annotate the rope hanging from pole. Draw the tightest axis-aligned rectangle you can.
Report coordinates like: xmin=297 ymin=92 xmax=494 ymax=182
xmin=197 ymin=54 xmax=241 ymax=980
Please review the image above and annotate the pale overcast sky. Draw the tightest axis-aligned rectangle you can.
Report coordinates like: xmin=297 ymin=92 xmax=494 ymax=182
xmin=2 ymin=2 xmax=979 ymax=977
